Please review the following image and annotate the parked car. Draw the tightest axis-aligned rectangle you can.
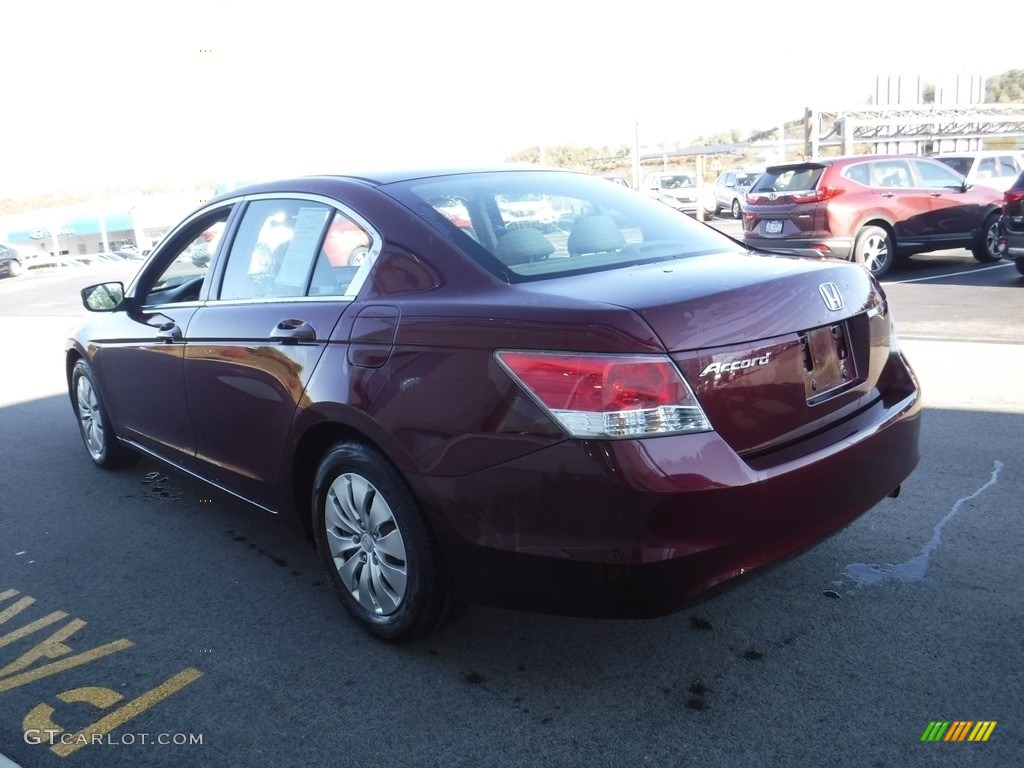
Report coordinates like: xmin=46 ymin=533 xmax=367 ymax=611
xmin=67 ymin=168 xmax=921 ymax=641
xmin=599 ymin=174 xmax=631 ymax=188
xmin=0 ymin=243 xmax=24 ymax=277
xmin=930 ymin=150 xmax=1024 ymax=193
xmin=641 ymin=172 xmax=716 ymax=219
xmin=714 ymin=168 xmax=763 ymax=219
xmin=17 ymin=250 xmax=59 ymax=270
xmin=743 ymin=155 xmax=1004 ymax=279
xmin=996 ymin=170 xmax=1024 ymax=276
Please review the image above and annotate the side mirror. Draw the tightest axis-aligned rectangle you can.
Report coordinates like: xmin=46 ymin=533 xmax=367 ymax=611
xmin=81 ymin=282 xmax=125 ymax=312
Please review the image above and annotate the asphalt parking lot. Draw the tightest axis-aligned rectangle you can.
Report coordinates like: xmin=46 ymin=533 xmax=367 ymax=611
xmin=1 ymin=239 xmax=1021 ymax=767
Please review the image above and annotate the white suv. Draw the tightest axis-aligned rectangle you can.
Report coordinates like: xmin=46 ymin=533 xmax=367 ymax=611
xmin=930 ymin=150 xmax=1024 ymax=192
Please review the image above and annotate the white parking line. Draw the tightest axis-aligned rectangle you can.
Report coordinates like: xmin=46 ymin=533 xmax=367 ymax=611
xmin=884 ymin=262 xmax=1014 ymax=284
xmin=0 ymin=753 xmax=24 ymax=768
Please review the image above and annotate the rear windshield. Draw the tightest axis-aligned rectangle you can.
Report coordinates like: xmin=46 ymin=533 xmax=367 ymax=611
xmin=383 ymin=170 xmax=737 ymax=282
xmin=750 ymin=166 xmax=825 ymax=194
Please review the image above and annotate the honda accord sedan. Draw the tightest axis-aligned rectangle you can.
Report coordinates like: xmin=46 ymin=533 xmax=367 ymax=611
xmin=66 ymin=168 xmax=921 ymax=641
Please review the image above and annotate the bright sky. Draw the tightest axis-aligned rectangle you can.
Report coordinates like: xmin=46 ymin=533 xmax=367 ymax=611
xmin=3 ymin=0 xmax=1020 ymax=196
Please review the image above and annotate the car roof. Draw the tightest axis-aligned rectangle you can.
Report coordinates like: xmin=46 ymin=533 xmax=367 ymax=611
xmin=209 ymin=166 xmax=585 ymax=203
xmin=930 ymin=149 xmax=1021 ymax=157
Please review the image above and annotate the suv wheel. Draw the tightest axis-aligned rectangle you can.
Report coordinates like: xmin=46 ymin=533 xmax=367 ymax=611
xmin=853 ymin=225 xmax=894 ymax=279
xmin=7 ymin=260 xmax=22 ymax=277
xmin=971 ymin=212 xmax=1001 ymax=263
xmin=1016 ymin=258 xmax=1024 ymax=277
xmin=312 ymin=441 xmax=463 ymax=642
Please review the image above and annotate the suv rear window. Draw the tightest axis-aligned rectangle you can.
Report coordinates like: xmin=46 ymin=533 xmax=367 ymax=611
xmin=750 ymin=165 xmax=825 ymax=194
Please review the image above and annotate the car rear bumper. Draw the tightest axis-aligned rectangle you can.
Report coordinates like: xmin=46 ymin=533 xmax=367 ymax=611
xmin=411 ymin=355 xmax=921 ymax=618
xmin=744 ymin=236 xmax=854 ymax=260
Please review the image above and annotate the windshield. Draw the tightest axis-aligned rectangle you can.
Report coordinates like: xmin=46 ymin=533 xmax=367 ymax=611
xmin=932 ymin=156 xmax=972 ymax=176
xmin=383 ymin=170 xmax=738 ymax=282
xmin=660 ymin=175 xmax=695 ymax=189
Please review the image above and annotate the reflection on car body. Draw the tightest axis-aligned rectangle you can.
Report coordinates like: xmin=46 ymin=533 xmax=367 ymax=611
xmin=66 ymin=168 xmax=921 ymax=641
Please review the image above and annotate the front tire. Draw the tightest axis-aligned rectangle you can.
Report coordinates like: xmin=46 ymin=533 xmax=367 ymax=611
xmin=71 ymin=359 xmax=136 ymax=468
xmin=312 ymin=441 xmax=462 ymax=642
xmin=853 ymin=225 xmax=894 ymax=279
xmin=8 ymin=260 xmax=22 ymax=277
xmin=972 ymin=212 xmax=1001 ymax=262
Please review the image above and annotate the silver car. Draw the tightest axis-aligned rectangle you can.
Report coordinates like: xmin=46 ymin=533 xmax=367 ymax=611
xmin=714 ymin=169 xmax=763 ymax=219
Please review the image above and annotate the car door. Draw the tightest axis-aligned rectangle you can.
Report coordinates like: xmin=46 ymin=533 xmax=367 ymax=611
xmin=90 ymin=205 xmax=236 ymax=466
xmin=911 ymin=158 xmax=987 ymax=247
xmin=183 ymin=197 xmax=369 ymax=510
xmin=864 ymin=158 xmax=935 ymax=248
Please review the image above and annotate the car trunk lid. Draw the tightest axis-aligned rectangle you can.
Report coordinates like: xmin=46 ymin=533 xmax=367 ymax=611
xmin=527 ymin=251 xmax=890 ymax=456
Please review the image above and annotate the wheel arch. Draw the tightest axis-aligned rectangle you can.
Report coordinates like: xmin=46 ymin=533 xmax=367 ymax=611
xmin=288 ymin=419 xmax=405 ymax=541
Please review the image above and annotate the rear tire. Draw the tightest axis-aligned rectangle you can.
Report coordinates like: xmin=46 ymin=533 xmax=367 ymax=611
xmin=71 ymin=359 xmax=137 ymax=468
xmin=731 ymin=199 xmax=742 ymax=219
xmin=971 ymin=212 xmax=1001 ymax=262
xmin=853 ymin=225 xmax=894 ymax=279
xmin=1016 ymin=258 xmax=1024 ymax=276
xmin=312 ymin=441 xmax=463 ymax=642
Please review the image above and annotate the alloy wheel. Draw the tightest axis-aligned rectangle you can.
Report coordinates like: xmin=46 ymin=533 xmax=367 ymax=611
xmin=76 ymin=375 xmax=105 ymax=461
xmin=323 ymin=473 xmax=409 ymax=615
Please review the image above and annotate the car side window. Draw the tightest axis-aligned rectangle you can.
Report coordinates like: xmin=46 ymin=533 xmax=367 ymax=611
xmin=869 ymin=160 xmax=913 ymax=188
xmin=977 ymin=157 xmax=997 ymax=179
xmin=914 ymin=159 xmax=966 ymax=189
xmin=218 ymin=200 xmax=332 ymax=301
xmin=307 ymin=211 xmax=373 ymax=296
xmin=145 ymin=209 xmax=232 ymax=305
xmin=844 ymin=163 xmax=870 ymax=186
xmin=997 ymin=156 xmax=1019 ymax=177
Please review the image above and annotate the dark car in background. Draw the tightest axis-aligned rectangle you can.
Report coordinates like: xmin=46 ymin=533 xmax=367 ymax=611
xmin=0 ymin=243 xmax=23 ymax=278
xmin=997 ymin=170 xmax=1024 ymax=276
xmin=743 ymin=155 xmax=1003 ymax=278
xmin=67 ymin=168 xmax=921 ymax=641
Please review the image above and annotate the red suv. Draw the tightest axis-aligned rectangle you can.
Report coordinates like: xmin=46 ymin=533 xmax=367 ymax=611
xmin=742 ymin=155 xmax=1003 ymax=278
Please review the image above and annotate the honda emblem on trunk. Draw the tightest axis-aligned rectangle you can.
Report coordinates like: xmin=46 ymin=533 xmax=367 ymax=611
xmin=818 ymin=282 xmax=844 ymax=311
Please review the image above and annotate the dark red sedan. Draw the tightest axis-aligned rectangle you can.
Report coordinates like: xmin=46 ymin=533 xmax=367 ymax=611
xmin=66 ymin=168 xmax=921 ymax=641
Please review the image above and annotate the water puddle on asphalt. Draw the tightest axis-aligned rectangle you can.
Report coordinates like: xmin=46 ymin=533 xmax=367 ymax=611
xmin=842 ymin=460 xmax=1004 ymax=588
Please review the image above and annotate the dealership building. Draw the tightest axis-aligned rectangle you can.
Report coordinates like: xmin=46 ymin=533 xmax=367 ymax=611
xmin=0 ymin=194 xmax=203 ymax=260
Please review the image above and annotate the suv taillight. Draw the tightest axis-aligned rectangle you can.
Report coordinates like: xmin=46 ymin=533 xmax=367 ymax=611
xmin=789 ymin=186 xmax=842 ymax=204
xmin=495 ymin=351 xmax=711 ymax=439
xmin=1003 ymin=188 xmax=1024 ymax=206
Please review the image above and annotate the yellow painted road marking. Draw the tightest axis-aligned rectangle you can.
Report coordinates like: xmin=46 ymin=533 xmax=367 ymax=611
xmin=23 ymin=668 xmax=204 ymax=757
xmin=0 ymin=619 xmax=134 ymax=693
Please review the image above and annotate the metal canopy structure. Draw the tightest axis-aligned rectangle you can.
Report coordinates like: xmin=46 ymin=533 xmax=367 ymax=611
xmin=808 ymin=103 xmax=1024 ymax=155
xmin=640 ymin=103 xmax=1024 ymax=164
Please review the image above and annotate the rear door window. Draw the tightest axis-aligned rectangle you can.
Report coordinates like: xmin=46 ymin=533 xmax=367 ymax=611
xmin=218 ymin=200 xmax=333 ymax=301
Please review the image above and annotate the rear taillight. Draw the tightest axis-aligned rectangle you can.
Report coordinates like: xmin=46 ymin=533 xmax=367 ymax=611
xmin=789 ymin=186 xmax=842 ymax=204
xmin=495 ymin=351 xmax=711 ymax=439
xmin=1003 ymin=188 xmax=1024 ymax=206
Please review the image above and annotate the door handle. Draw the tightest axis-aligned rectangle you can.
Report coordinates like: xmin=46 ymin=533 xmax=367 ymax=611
xmin=157 ymin=322 xmax=182 ymax=342
xmin=270 ymin=319 xmax=316 ymax=343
